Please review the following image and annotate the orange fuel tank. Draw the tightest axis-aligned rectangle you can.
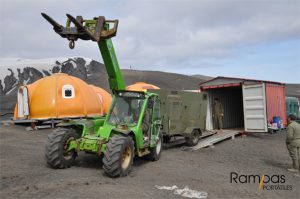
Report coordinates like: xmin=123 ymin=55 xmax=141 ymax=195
xmin=14 ymin=73 xmax=112 ymax=120
xmin=126 ymin=82 xmax=160 ymax=92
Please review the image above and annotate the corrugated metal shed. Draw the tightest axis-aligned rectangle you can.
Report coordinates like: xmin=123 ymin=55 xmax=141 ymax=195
xmin=199 ymin=76 xmax=286 ymax=132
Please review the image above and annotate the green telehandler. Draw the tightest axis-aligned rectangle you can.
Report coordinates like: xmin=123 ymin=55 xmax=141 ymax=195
xmin=42 ymin=13 xmax=162 ymax=177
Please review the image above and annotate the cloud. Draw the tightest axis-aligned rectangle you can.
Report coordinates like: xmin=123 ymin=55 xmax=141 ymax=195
xmin=114 ymin=0 xmax=299 ymax=68
xmin=0 ymin=0 xmax=299 ymax=73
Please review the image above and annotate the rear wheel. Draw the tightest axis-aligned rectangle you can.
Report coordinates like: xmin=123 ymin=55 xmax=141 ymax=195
xmin=163 ymin=135 xmax=171 ymax=143
xmin=185 ymin=130 xmax=200 ymax=146
xmin=103 ymin=135 xmax=134 ymax=178
xmin=45 ymin=128 xmax=78 ymax=169
xmin=146 ymin=134 xmax=162 ymax=161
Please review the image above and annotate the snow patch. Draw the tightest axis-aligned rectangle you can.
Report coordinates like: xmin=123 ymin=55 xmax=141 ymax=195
xmin=155 ymin=185 xmax=208 ymax=199
xmin=156 ymin=185 xmax=178 ymax=191
xmin=0 ymin=57 xmax=92 ymax=81
xmin=24 ymin=78 xmax=30 ymax=85
xmin=0 ymin=57 xmax=95 ymax=95
xmin=6 ymin=82 xmax=18 ymax=95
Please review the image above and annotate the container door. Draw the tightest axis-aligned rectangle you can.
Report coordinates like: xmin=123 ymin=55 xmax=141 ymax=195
xmin=242 ymin=83 xmax=267 ymax=132
xmin=205 ymin=94 xmax=213 ymax=131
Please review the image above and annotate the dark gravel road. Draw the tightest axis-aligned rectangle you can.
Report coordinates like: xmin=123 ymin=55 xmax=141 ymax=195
xmin=0 ymin=124 xmax=299 ymax=199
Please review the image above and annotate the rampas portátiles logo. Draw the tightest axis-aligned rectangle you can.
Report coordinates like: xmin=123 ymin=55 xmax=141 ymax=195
xmin=230 ymin=172 xmax=293 ymax=191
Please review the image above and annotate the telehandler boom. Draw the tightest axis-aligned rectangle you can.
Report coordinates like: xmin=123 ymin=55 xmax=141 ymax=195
xmin=41 ymin=13 xmax=125 ymax=92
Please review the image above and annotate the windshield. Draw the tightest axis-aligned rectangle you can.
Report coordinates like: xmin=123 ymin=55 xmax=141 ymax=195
xmin=107 ymin=94 xmax=145 ymax=126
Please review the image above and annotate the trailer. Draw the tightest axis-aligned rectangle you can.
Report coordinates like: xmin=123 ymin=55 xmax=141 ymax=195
xmin=150 ymin=89 xmax=208 ymax=146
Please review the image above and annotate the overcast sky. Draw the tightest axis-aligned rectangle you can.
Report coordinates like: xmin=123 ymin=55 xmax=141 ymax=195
xmin=0 ymin=0 xmax=299 ymax=83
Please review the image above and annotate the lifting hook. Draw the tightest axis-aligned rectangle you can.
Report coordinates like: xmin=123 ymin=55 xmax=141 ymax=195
xmin=69 ymin=40 xmax=75 ymax=49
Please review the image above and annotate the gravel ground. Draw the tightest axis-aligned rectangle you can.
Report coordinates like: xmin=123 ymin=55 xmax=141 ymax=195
xmin=0 ymin=124 xmax=299 ymax=199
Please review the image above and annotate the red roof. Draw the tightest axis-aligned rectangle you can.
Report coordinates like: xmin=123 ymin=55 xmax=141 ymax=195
xmin=199 ymin=76 xmax=285 ymax=86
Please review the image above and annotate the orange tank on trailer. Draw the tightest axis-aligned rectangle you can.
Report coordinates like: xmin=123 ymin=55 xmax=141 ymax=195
xmin=126 ymin=82 xmax=160 ymax=92
xmin=89 ymin=85 xmax=112 ymax=114
xmin=14 ymin=73 xmax=112 ymax=120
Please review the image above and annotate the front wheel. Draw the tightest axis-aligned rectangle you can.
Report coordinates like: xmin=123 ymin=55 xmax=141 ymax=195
xmin=146 ymin=134 xmax=162 ymax=161
xmin=103 ymin=135 xmax=134 ymax=178
xmin=45 ymin=128 xmax=78 ymax=169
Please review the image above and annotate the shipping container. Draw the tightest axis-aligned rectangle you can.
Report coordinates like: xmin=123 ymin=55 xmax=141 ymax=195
xmin=199 ymin=77 xmax=286 ymax=133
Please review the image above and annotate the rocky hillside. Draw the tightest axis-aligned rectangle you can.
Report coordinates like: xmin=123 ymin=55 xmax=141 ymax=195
xmin=0 ymin=57 xmax=103 ymax=95
xmin=0 ymin=57 xmax=298 ymax=115
xmin=0 ymin=57 xmax=209 ymax=114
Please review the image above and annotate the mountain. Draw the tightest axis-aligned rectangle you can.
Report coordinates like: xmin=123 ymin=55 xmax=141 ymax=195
xmin=0 ymin=57 xmax=299 ymax=115
xmin=0 ymin=57 xmax=207 ymax=114
xmin=192 ymin=74 xmax=212 ymax=81
xmin=285 ymin=84 xmax=300 ymax=99
xmin=0 ymin=57 xmax=98 ymax=95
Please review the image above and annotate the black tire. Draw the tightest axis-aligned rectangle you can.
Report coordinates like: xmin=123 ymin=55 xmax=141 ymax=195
xmin=185 ymin=130 xmax=200 ymax=146
xmin=103 ymin=135 xmax=134 ymax=178
xmin=45 ymin=128 xmax=78 ymax=169
xmin=163 ymin=135 xmax=171 ymax=143
xmin=146 ymin=134 xmax=162 ymax=161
